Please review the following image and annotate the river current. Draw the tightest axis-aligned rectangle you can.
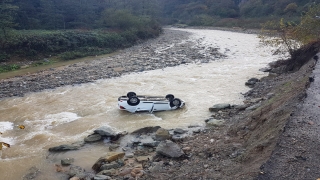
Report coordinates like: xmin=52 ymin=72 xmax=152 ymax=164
xmin=0 ymin=28 xmax=280 ymax=179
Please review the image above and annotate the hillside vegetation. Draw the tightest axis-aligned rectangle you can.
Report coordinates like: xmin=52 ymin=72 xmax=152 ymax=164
xmin=1 ymin=0 xmax=320 ymax=70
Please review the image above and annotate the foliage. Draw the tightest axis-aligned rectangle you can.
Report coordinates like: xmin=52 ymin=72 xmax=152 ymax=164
xmin=0 ymin=0 xmax=18 ymax=38
xmin=259 ymin=4 xmax=320 ymax=56
xmin=291 ymin=4 xmax=320 ymax=44
xmin=0 ymin=25 xmax=162 ymax=62
xmin=259 ymin=19 xmax=300 ymax=56
xmin=0 ymin=64 xmax=20 ymax=73
xmin=31 ymin=59 xmax=54 ymax=66
xmin=284 ymin=3 xmax=298 ymax=13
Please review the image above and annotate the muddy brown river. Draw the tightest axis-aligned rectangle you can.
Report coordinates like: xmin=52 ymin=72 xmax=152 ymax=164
xmin=0 ymin=28 xmax=281 ymax=179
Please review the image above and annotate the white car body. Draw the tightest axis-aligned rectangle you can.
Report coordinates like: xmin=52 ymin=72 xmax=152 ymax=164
xmin=118 ymin=92 xmax=185 ymax=113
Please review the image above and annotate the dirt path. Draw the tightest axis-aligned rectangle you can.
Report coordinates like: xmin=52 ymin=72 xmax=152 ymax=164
xmin=257 ymin=58 xmax=320 ymax=179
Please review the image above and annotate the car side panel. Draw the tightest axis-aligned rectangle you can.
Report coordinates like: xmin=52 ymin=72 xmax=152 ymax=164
xmin=136 ymin=101 xmax=154 ymax=112
xmin=153 ymin=102 xmax=171 ymax=111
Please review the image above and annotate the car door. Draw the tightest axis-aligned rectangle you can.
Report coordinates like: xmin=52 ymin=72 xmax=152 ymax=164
xmin=152 ymin=101 xmax=170 ymax=112
xmin=136 ymin=101 xmax=154 ymax=112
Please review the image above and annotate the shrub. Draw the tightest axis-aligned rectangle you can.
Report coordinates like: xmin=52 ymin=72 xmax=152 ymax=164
xmin=0 ymin=64 xmax=20 ymax=73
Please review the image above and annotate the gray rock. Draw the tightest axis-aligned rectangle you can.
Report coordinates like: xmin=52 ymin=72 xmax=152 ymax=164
xmin=97 ymin=169 xmax=117 ymax=176
xmin=266 ymin=93 xmax=274 ymax=99
xmin=61 ymin=158 xmax=74 ymax=166
xmin=192 ymin=128 xmax=201 ymax=133
xmin=125 ymin=153 xmax=134 ymax=158
xmin=135 ymin=156 xmax=150 ymax=163
xmin=206 ymin=119 xmax=225 ymax=127
xmin=131 ymin=126 xmax=161 ymax=134
xmin=245 ymin=78 xmax=260 ymax=87
xmin=22 ymin=167 xmax=40 ymax=180
xmin=49 ymin=144 xmax=82 ymax=152
xmin=173 ymin=128 xmax=187 ymax=134
xmin=109 ymin=144 xmax=120 ymax=151
xmin=94 ymin=126 xmax=117 ymax=137
xmin=259 ymin=67 xmax=271 ymax=72
xmin=172 ymin=134 xmax=186 ymax=141
xmin=234 ymin=104 xmax=249 ymax=111
xmin=246 ymin=102 xmax=261 ymax=110
xmin=94 ymin=175 xmax=112 ymax=180
xmin=209 ymin=103 xmax=230 ymax=112
xmin=84 ymin=134 xmax=102 ymax=142
xmin=156 ymin=140 xmax=184 ymax=158
xmin=154 ymin=128 xmax=171 ymax=141
xmin=149 ymin=161 xmax=165 ymax=173
xmin=140 ymin=138 xmax=159 ymax=147
xmin=68 ymin=165 xmax=85 ymax=178
xmin=100 ymin=161 xmax=122 ymax=171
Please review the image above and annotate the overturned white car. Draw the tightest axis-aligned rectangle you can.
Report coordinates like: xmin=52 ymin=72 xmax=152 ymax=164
xmin=118 ymin=92 xmax=185 ymax=113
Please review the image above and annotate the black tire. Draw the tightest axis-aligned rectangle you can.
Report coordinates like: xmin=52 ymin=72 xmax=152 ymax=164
xmin=127 ymin=92 xmax=136 ymax=98
xmin=165 ymin=94 xmax=174 ymax=101
xmin=170 ymin=98 xmax=182 ymax=108
xmin=127 ymin=97 xmax=140 ymax=106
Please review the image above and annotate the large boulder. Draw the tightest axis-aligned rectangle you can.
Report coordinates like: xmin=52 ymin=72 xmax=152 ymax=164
xmin=84 ymin=134 xmax=102 ymax=142
xmin=154 ymin=128 xmax=171 ymax=141
xmin=209 ymin=103 xmax=230 ymax=112
xmin=94 ymin=126 xmax=117 ymax=137
xmin=48 ymin=141 xmax=84 ymax=152
xmin=245 ymin=78 xmax=260 ymax=88
xmin=131 ymin=126 xmax=161 ymax=134
xmin=156 ymin=140 xmax=184 ymax=158
xmin=173 ymin=128 xmax=187 ymax=134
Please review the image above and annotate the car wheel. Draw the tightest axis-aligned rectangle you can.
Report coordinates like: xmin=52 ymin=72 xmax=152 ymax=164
xmin=165 ymin=94 xmax=174 ymax=101
xmin=127 ymin=92 xmax=136 ymax=98
xmin=170 ymin=98 xmax=181 ymax=108
xmin=127 ymin=97 xmax=140 ymax=106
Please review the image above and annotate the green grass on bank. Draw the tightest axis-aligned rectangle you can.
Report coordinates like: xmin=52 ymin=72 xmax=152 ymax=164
xmin=0 ymin=26 xmax=162 ymax=73
xmin=0 ymin=28 xmax=161 ymax=61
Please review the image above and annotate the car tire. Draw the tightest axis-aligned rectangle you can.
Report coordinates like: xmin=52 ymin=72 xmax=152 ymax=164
xmin=170 ymin=98 xmax=182 ymax=108
xmin=127 ymin=96 xmax=140 ymax=106
xmin=127 ymin=92 xmax=136 ymax=98
xmin=165 ymin=94 xmax=174 ymax=101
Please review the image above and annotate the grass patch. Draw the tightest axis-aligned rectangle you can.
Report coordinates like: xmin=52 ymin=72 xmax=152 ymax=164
xmin=0 ymin=64 xmax=21 ymax=73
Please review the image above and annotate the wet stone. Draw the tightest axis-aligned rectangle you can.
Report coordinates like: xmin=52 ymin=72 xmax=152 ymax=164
xmin=61 ymin=158 xmax=74 ymax=166
xmin=84 ymin=134 xmax=102 ymax=142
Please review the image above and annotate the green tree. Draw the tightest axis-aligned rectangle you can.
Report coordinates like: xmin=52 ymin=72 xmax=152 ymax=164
xmin=291 ymin=4 xmax=320 ymax=44
xmin=0 ymin=0 xmax=18 ymax=37
xmin=259 ymin=4 xmax=320 ymax=56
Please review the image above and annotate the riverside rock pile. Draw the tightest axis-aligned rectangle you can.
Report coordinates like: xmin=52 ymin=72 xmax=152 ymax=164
xmin=46 ymin=125 xmax=205 ymax=180
xmin=0 ymin=29 xmax=225 ymax=99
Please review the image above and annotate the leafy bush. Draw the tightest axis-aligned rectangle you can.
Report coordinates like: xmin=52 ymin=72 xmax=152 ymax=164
xmin=0 ymin=64 xmax=20 ymax=73
xmin=0 ymin=22 xmax=162 ymax=62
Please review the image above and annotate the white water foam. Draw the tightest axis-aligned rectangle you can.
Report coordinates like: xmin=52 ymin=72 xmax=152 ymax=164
xmin=24 ymin=112 xmax=81 ymax=131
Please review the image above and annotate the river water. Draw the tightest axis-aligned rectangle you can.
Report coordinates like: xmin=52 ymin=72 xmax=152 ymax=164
xmin=0 ymin=28 xmax=280 ymax=179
